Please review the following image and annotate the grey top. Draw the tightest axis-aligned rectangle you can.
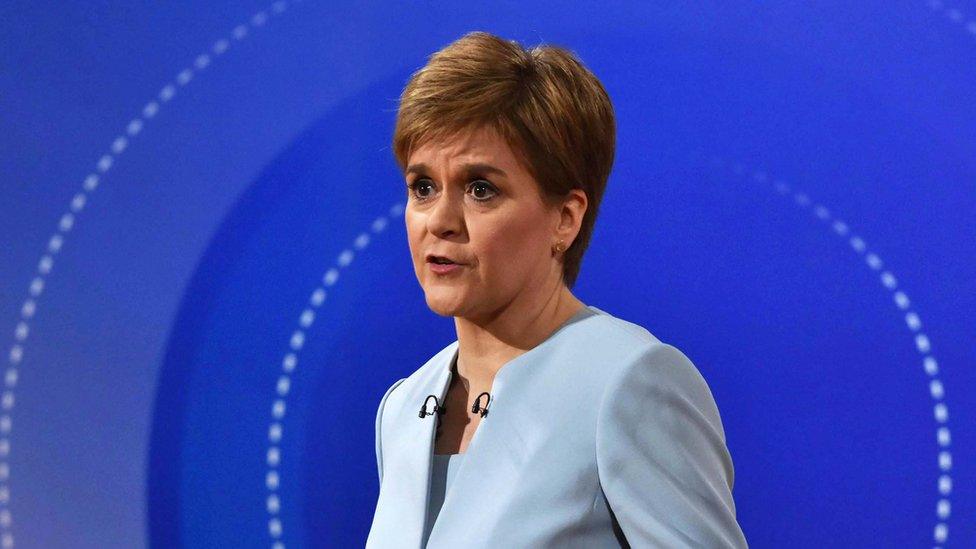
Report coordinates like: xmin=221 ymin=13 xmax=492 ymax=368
xmin=423 ymin=453 xmax=464 ymax=547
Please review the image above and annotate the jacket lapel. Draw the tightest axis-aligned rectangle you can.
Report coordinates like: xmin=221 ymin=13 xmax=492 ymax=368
xmin=377 ymin=342 xmax=457 ymax=548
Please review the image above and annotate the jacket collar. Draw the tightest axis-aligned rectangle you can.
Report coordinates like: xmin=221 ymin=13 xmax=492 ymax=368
xmin=384 ymin=341 xmax=458 ymax=547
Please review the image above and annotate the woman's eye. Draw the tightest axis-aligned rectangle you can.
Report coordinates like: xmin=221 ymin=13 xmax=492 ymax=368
xmin=407 ymin=178 xmax=497 ymax=203
xmin=408 ymin=179 xmax=434 ymax=200
xmin=469 ymin=180 xmax=498 ymax=202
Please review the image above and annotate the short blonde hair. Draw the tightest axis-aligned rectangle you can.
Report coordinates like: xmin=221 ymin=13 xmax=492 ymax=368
xmin=392 ymin=31 xmax=616 ymax=288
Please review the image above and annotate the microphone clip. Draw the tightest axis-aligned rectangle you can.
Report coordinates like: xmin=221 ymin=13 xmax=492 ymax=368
xmin=470 ymin=391 xmax=491 ymax=418
xmin=419 ymin=394 xmax=447 ymax=418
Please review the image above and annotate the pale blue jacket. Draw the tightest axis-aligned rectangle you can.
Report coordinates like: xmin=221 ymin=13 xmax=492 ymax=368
xmin=366 ymin=305 xmax=748 ymax=548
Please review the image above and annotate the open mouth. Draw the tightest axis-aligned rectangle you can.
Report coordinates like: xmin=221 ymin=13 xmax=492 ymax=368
xmin=427 ymin=254 xmax=462 ymax=265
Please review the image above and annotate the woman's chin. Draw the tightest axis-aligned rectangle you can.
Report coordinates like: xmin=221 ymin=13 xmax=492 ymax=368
xmin=424 ymin=291 xmax=468 ymax=317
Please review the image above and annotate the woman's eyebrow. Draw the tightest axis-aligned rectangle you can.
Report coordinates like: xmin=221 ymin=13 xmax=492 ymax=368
xmin=405 ymin=162 xmax=508 ymax=178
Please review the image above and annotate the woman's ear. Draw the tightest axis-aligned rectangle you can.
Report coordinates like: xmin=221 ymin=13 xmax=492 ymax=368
xmin=555 ymin=189 xmax=587 ymax=247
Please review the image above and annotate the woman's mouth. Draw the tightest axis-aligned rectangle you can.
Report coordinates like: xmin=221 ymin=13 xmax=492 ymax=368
xmin=427 ymin=256 xmax=464 ymax=275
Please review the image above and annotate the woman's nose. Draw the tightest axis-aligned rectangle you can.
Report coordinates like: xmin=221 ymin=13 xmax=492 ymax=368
xmin=427 ymin=189 xmax=463 ymax=237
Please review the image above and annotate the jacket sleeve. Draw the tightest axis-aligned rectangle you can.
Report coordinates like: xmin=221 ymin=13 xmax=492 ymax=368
xmin=595 ymin=342 xmax=748 ymax=548
xmin=375 ymin=377 xmax=407 ymax=487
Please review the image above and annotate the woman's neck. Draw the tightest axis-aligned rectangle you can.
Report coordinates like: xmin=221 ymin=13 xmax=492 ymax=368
xmin=451 ymin=285 xmax=585 ymax=393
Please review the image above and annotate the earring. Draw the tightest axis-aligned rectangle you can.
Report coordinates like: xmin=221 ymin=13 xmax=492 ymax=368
xmin=553 ymin=240 xmax=565 ymax=253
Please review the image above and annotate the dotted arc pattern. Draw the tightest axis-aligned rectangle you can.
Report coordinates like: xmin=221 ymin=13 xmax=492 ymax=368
xmin=263 ymin=203 xmax=405 ymax=549
xmin=0 ymin=1 xmax=297 ymax=547
xmin=706 ymin=154 xmax=954 ymax=547
xmin=926 ymin=0 xmax=976 ymax=36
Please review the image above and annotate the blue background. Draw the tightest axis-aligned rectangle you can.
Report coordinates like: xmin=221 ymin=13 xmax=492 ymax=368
xmin=1 ymin=1 xmax=973 ymax=547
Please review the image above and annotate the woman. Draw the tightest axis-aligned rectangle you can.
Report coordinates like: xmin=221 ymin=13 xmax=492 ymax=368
xmin=367 ymin=31 xmax=747 ymax=548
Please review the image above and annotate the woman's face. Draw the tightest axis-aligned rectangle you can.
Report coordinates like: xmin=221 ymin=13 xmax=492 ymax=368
xmin=404 ymin=125 xmax=562 ymax=321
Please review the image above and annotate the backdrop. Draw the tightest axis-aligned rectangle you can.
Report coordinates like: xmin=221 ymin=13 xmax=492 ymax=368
xmin=1 ymin=1 xmax=973 ymax=547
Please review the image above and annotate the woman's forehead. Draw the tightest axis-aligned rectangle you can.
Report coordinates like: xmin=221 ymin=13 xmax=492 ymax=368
xmin=409 ymin=126 xmax=517 ymax=168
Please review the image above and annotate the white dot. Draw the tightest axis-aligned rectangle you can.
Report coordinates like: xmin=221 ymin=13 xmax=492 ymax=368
xmin=8 ymin=346 xmax=22 ymax=366
xmin=934 ymin=522 xmax=948 ymax=542
xmin=29 ymin=277 xmax=44 ymax=297
xmin=371 ymin=216 xmax=388 ymax=233
xmin=159 ymin=84 xmax=176 ymax=102
xmin=0 ymin=440 xmax=9 ymax=457
xmin=97 ymin=154 xmax=114 ymax=173
xmin=967 ymin=21 xmax=976 ymax=35
xmin=938 ymin=451 xmax=952 ymax=471
xmin=84 ymin=173 xmax=100 ymax=191
xmin=20 ymin=300 xmax=36 ymax=319
xmin=267 ymin=494 xmax=281 ymax=514
xmin=354 ymin=232 xmax=370 ymax=249
xmin=266 ymin=470 xmax=280 ymax=490
xmin=233 ymin=24 xmax=248 ymax=40
xmin=143 ymin=101 xmax=160 ymax=119
xmin=880 ymin=271 xmax=897 ymax=289
xmin=38 ymin=255 xmax=53 ymax=274
xmin=936 ymin=498 xmax=950 ymax=519
xmin=848 ymin=236 xmax=865 ymax=252
xmin=272 ymin=1 xmax=287 ymax=14
xmin=0 ymin=463 xmax=8 ymax=481
xmin=276 ymin=376 xmax=290 ymax=396
xmin=915 ymin=333 xmax=931 ymax=354
xmin=194 ymin=54 xmax=211 ymax=70
xmin=59 ymin=213 xmax=75 ymax=232
xmin=126 ymin=118 xmax=143 ymax=136
xmin=774 ymin=181 xmax=789 ymax=194
xmin=929 ymin=379 xmax=944 ymax=400
xmin=933 ymin=403 xmax=948 ymax=422
xmin=268 ymin=423 xmax=283 ymax=443
xmin=0 ymin=486 xmax=7 ymax=504
xmin=323 ymin=268 xmax=340 ymax=287
xmin=1 ymin=392 xmax=13 ymax=411
xmin=309 ymin=288 xmax=326 ymax=307
xmin=938 ymin=475 xmax=952 ymax=495
xmin=947 ymin=8 xmax=963 ymax=21
xmin=111 ymin=135 xmax=128 ymax=154
xmin=272 ymin=399 xmax=286 ymax=419
xmin=267 ymin=446 xmax=280 ymax=467
xmin=13 ymin=323 xmax=28 ymax=342
xmin=0 ymin=415 xmax=9 ymax=433
xmin=893 ymin=291 xmax=910 ymax=310
xmin=904 ymin=312 xmax=921 ymax=331
xmin=814 ymin=205 xmax=830 ymax=220
xmin=389 ymin=203 xmax=405 ymax=217
xmin=299 ymin=309 xmax=315 ymax=328
xmin=1 ymin=532 xmax=11 ymax=548
xmin=70 ymin=193 xmax=87 ymax=212
xmin=282 ymin=353 xmax=297 ymax=373
xmin=176 ymin=69 xmax=193 ymax=86
xmin=289 ymin=331 xmax=305 ymax=351
xmin=48 ymin=233 xmax=64 ymax=253
xmin=0 ymin=509 xmax=9 ymax=527
xmin=273 ymin=542 xmax=285 ymax=549
xmin=936 ymin=426 xmax=951 ymax=446
xmin=269 ymin=517 xmax=282 ymax=537
xmin=923 ymin=356 xmax=938 ymax=376
xmin=213 ymin=39 xmax=230 ymax=54
xmin=338 ymin=249 xmax=354 ymax=267
xmin=252 ymin=11 xmax=268 ymax=26
xmin=831 ymin=219 xmax=848 ymax=235
xmin=3 ymin=370 xmax=16 ymax=388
